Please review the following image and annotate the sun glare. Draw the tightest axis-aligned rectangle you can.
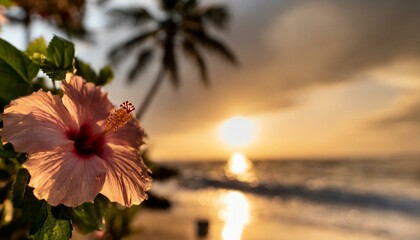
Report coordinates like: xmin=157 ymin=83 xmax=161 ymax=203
xmin=225 ymin=152 xmax=255 ymax=182
xmin=219 ymin=116 xmax=256 ymax=148
xmin=219 ymin=191 xmax=251 ymax=240
xmin=228 ymin=152 xmax=251 ymax=175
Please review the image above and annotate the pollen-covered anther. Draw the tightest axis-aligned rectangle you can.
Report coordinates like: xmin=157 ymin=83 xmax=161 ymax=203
xmin=104 ymin=101 xmax=135 ymax=133
xmin=120 ymin=101 xmax=135 ymax=113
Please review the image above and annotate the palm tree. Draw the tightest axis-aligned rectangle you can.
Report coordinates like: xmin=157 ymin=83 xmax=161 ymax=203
xmin=109 ymin=0 xmax=238 ymax=119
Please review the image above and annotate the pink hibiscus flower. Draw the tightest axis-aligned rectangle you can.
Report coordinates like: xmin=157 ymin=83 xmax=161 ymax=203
xmin=0 ymin=76 xmax=151 ymax=207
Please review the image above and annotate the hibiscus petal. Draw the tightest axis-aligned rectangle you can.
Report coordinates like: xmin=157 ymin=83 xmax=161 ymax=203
xmin=100 ymin=144 xmax=151 ymax=207
xmin=0 ymin=90 xmax=75 ymax=153
xmin=105 ymin=118 xmax=145 ymax=149
xmin=24 ymin=146 xmax=106 ymax=207
xmin=61 ymin=76 xmax=113 ymax=126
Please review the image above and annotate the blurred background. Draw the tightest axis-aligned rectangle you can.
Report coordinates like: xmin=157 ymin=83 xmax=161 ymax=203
xmin=1 ymin=0 xmax=420 ymax=239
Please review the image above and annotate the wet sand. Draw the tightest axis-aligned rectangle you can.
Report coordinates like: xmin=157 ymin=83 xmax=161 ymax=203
xmin=125 ymin=208 xmax=384 ymax=240
xmin=73 ymin=186 xmax=406 ymax=240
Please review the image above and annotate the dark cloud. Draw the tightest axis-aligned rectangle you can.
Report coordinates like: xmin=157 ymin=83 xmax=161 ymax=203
xmin=264 ymin=0 xmax=420 ymax=87
xmin=140 ymin=0 xmax=420 ymax=134
xmin=361 ymin=94 xmax=420 ymax=153
xmin=374 ymin=97 xmax=420 ymax=128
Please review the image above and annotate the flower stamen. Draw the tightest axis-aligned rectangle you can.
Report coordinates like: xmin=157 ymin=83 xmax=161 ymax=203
xmin=104 ymin=101 xmax=135 ymax=133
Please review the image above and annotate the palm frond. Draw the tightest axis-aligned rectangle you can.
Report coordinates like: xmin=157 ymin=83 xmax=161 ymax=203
xmin=162 ymin=36 xmax=179 ymax=87
xmin=200 ymin=5 xmax=228 ymax=29
xmin=182 ymin=39 xmax=209 ymax=85
xmin=109 ymin=29 xmax=158 ymax=65
xmin=180 ymin=16 xmax=204 ymax=32
xmin=96 ymin=0 xmax=108 ymax=5
xmin=128 ymin=48 xmax=154 ymax=83
xmin=159 ymin=0 xmax=179 ymax=11
xmin=108 ymin=7 xmax=154 ymax=27
xmin=183 ymin=0 xmax=198 ymax=12
xmin=186 ymin=29 xmax=238 ymax=65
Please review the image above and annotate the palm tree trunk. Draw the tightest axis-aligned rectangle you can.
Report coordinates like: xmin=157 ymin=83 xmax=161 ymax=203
xmin=135 ymin=67 xmax=166 ymax=119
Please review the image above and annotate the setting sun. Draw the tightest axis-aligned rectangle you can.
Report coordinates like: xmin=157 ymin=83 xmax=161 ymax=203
xmin=219 ymin=116 xmax=256 ymax=148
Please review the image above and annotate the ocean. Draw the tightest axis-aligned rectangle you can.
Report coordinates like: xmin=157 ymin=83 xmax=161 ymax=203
xmin=149 ymin=156 xmax=420 ymax=240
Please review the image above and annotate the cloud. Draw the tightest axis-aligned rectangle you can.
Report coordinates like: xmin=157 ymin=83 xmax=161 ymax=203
xmin=264 ymin=0 xmax=420 ymax=87
xmin=374 ymin=95 xmax=420 ymax=128
xmin=139 ymin=0 xmax=420 ymax=134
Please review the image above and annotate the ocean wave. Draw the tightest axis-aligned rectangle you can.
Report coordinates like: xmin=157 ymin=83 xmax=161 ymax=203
xmin=180 ymin=176 xmax=420 ymax=216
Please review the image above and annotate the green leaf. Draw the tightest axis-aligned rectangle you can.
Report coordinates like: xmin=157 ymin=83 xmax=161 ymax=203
xmin=75 ymin=58 xmax=97 ymax=83
xmin=12 ymin=169 xmax=51 ymax=235
xmin=74 ymin=58 xmax=114 ymax=86
xmin=51 ymin=205 xmax=71 ymax=221
xmin=0 ymin=38 xmax=39 ymax=102
xmin=41 ymin=36 xmax=75 ymax=80
xmin=67 ymin=194 xmax=109 ymax=234
xmin=0 ymin=181 xmax=12 ymax=204
xmin=97 ymin=65 xmax=114 ymax=86
xmin=0 ymin=169 xmax=9 ymax=180
xmin=32 ymin=77 xmax=50 ymax=92
xmin=32 ymin=206 xmax=72 ymax=240
xmin=16 ymin=154 xmax=27 ymax=165
xmin=0 ymin=148 xmax=18 ymax=158
xmin=41 ymin=60 xmax=67 ymax=80
xmin=0 ymin=0 xmax=12 ymax=8
xmin=46 ymin=36 xmax=75 ymax=71
xmin=12 ymin=169 xmax=72 ymax=239
xmin=0 ymin=59 xmax=32 ymax=102
xmin=24 ymin=194 xmax=48 ymax=235
xmin=0 ymin=39 xmax=39 ymax=82
xmin=11 ymin=168 xmax=30 ymax=208
xmin=2 ymin=142 xmax=14 ymax=151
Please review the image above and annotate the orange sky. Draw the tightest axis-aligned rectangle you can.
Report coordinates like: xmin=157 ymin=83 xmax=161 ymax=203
xmin=138 ymin=0 xmax=420 ymax=160
xmin=2 ymin=0 xmax=420 ymax=161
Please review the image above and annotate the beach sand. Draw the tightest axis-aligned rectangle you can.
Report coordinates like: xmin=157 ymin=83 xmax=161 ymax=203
xmin=73 ymin=188 xmax=388 ymax=240
xmin=125 ymin=208 xmax=384 ymax=240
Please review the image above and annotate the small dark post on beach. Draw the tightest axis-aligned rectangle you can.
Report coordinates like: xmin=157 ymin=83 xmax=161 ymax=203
xmin=196 ymin=219 xmax=209 ymax=238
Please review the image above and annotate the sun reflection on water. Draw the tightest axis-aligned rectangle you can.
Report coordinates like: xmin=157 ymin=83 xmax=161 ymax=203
xmin=225 ymin=152 xmax=256 ymax=182
xmin=218 ymin=191 xmax=251 ymax=240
